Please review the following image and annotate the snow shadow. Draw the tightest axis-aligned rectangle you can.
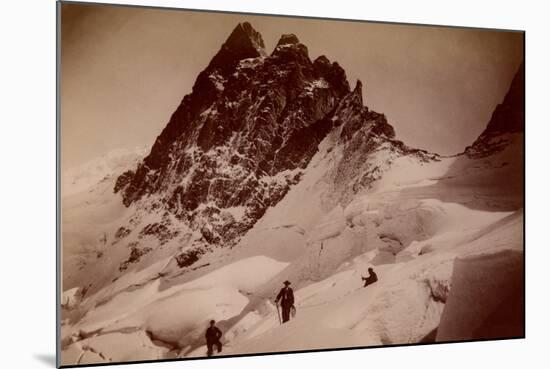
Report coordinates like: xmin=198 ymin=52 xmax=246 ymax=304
xmin=395 ymin=149 xmax=523 ymax=212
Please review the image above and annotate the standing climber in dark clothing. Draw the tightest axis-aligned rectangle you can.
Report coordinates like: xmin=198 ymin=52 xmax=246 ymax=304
xmin=362 ymin=267 xmax=378 ymax=287
xmin=275 ymin=280 xmax=295 ymax=323
xmin=205 ymin=320 xmax=222 ymax=357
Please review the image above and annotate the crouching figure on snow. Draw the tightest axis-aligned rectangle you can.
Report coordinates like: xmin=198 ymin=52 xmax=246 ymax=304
xmin=362 ymin=267 xmax=378 ymax=288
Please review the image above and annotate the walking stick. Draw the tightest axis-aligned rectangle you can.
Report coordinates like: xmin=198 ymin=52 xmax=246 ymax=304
xmin=275 ymin=301 xmax=282 ymax=325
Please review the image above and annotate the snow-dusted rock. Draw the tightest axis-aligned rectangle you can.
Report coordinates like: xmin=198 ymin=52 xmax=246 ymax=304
xmin=62 ymin=287 xmax=83 ymax=309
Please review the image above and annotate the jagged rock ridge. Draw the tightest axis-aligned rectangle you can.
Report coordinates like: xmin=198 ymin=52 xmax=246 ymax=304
xmin=465 ymin=62 xmax=524 ymax=158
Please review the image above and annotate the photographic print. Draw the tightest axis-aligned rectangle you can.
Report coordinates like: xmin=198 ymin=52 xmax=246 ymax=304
xmin=58 ymin=1 xmax=525 ymax=366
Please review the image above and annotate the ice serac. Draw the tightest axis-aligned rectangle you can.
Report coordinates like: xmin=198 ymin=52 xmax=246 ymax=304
xmin=436 ymin=250 xmax=524 ymax=341
xmin=465 ymin=62 xmax=524 ymax=158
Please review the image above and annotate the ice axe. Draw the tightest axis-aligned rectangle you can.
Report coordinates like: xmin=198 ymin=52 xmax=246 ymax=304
xmin=275 ymin=300 xmax=282 ymax=325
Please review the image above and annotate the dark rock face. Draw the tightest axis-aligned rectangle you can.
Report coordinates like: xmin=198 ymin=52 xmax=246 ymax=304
xmin=119 ymin=246 xmax=152 ymax=272
xmin=175 ymin=248 xmax=204 ymax=268
xmin=465 ymin=62 xmax=524 ymax=158
xmin=277 ymin=34 xmax=300 ymax=46
xmin=114 ymin=22 xmax=415 ymax=254
xmin=113 ymin=227 xmax=131 ymax=244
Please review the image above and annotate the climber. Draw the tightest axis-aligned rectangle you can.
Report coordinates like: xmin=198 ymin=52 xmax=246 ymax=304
xmin=275 ymin=280 xmax=295 ymax=323
xmin=205 ymin=319 xmax=223 ymax=357
xmin=362 ymin=267 xmax=378 ymax=287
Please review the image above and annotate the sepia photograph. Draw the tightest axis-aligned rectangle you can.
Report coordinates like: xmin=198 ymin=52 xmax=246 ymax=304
xmin=58 ymin=1 xmax=524 ymax=366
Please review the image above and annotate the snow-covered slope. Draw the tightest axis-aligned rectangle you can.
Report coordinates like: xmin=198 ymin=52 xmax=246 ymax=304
xmin=62 ymin=147 xmax=147 ymax=198
xmin=60 ymin=135 xmax=523 ymax=364
xmin=62 ymin=146 xmax=147 ymax=289
xmin=214 ymin=133 xmax=523 ymax=355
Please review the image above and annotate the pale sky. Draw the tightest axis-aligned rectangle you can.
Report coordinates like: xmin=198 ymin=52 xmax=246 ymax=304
xmin=61 ymin=2 xmax=523 ymax=170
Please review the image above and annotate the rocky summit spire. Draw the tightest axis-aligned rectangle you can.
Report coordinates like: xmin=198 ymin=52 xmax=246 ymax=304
xmin=276 ymin=34 xmax=300 ymax=47
xmin=207 ymin=22 xmax=266 ymax=73
xmin=225 ymin=22 xmax=265 ymax=54
xmin=272 ymin=33 xmax=309 ymax=63
xmin=352 ymin=79 xmax=363 ymax=105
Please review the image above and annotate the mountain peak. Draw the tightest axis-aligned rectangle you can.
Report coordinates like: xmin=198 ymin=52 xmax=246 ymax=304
xmin=225 ymin=22 xmax=266 ymax=53
xmin=353 ymin=79 xmax=363 ymax=104
xmin=207 ymin=22 xmax=266 ymax=72
xmin=276 ymin=34 xmax=300 ymax=47
xmin=272 ymin=33 xmax=309 ymax=61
